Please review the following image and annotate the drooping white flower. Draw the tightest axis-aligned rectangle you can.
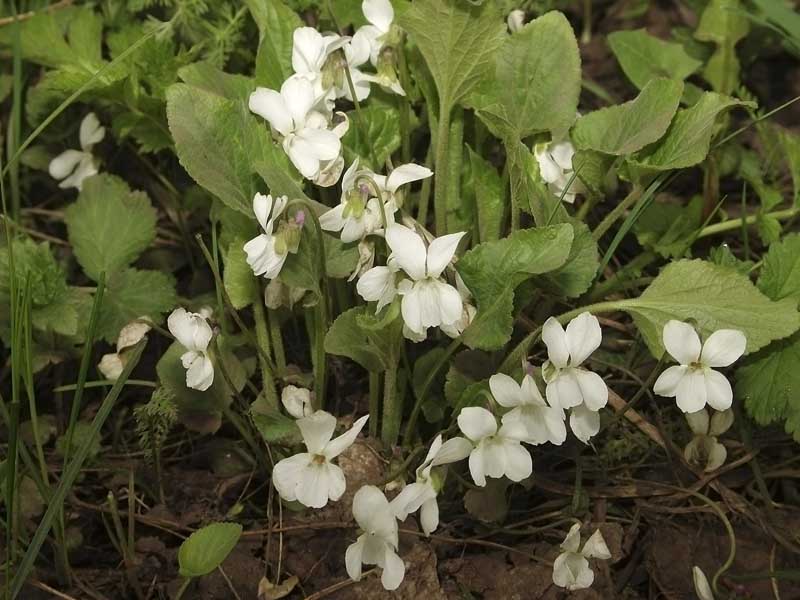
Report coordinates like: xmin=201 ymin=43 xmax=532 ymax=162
xmin=542 ymin=313 xmax=608 ymax=443
xmin=390 ymin=434 xmax=472 ymax=535
xmin=321 ymin=160 xmax=432 ymax=244
xmin=49 ymin=112 xmax=105 ymax=190
xmin=552 ymin=524 xmax=611 ymax=591
xmin=272 ymin=411 xmax=369 ymax=508
xmin=167 ymin=308 xmax=214 ymax=391
xmin=653 ymin=321 xmax=746 ymax=413
xmin=693 ymin=566 xmax=715 ymax=600
xmin=249 ymin=77 xmax=342 ymax=182
xmin=534 ymin=140 xmax=585 ymax=204
xmin=358 ymin=0 xmax=395 ymax=65
xmin=489 ymin=373 xmax=567 ymax=446
xmin=388 ymin=225 xmax=465 ymax=339
xmin=345 ymin=485 xmax=405 ymax=590
xmin=292 ymin=27 xmax=345 ymax=104
xmin=507 ymin=9 xmax=526 ymax=32
xmin=243 ymin=193 xmax=291 ymax=280
xmin=281 ymin=385 xmax=314 ymax=419
xmin=684 ymin=408 xmax=733 ymax=472
xmin=356 ymin=256 xmax=400 ymax=313
xmin=457 ymin=407 xmax=532 ymax=487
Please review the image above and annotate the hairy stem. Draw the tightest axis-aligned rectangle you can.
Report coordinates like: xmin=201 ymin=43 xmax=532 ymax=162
xmin=434 ymin=103 xmax=452 ymax=235
xmin=381 ymin=363 xmax=400 ymax=447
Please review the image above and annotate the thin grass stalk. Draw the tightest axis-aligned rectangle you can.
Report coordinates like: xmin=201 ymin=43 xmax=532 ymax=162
xmin=10 ymin=340 xmax=147 ymax=598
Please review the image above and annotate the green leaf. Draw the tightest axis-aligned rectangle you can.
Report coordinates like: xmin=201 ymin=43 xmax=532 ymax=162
xmin=633 ymin=196 xmax=703 ymax=258
xmin=457 ymin=225 xmax=574 ymax=350
xmin=224 ymin=239 xmax=258 ymax=310
xmin=620 ymin=259 xmax=800 ymax=358
xmin=758 ymin=233 xmax=800 ymax=306
xmin=540 ymin=221 xmax=598 ymax=298
xmin=736 ymin=333 xmax=800 ymax=442
xmin=629 ymin=92 xmax=753 ymax=170
xmin=64 ymin=174 xmax=157 ymax=281
xmin=608 ymin=29 xmax=703 ymax=90
xmin=324 ymin=306 xmax=401 ymax=373
xmin=469 ymin=11 xmax=581 ymax=140
xmin=97 ymin=269 xmax=177 ymax=343
xmin=178 ymin=62 xmax=254 ymax=103
xmin=342 ymin=105 xmax=401 ymax=171
xmin=324 ymin=235 xmax=359 ymax=280
xmin=463 ymin=145 xmax=504 ymax=243
xmin=777 ymin=127 xmax=800 ymax=205
xmin=250 ymin=0 xmax=302 ymax=90
xmin=400 ymin=0 xmax=505 ymax=111
xmin=251 ymin=409 xmax=301 ymax=446
xmin=178 ymin=522 xmax=243 ymax=578
xmin=156 ymin=342 xmax=233 ymax=430
xmin=695 ymin=0 xmax=749 ymax=94
xmin=0 ymin=238 xmax=68 ymax=308
xmin=166 ymin=83 xmax=291 ymax=215
xmin=506 ymin=140 xmax=566 ymax=226
xmin=571 ymin=79 xmax=683 ymax=156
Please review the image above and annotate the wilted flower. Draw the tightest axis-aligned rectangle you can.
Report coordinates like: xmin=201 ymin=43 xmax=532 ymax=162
xmin=281 ymin=385 xmax=314 ymax=419
xmin=684 ymin=408 xmax=733 ymax=472
xmin=552 ymin=524 xmax=611 ymax=591
xmin=534 ymin=140 xmax=585 ymax=204
xmin=542 ymin=313 xmax=608 ymax=443
xmin=345 ymin=485 xmax=405 ymax=590
xmin=390 ymin=434 xmax=472 ymax=534
xmin=489 ymin=373 xmax=567 ymax=446
xmin=167 ymin=308 xmax=214 ymax=391
xmin=653 ymin=320 xmax=746 ymax=413
xmin=507 ymin=9 xmax=526 ymax=33
xmin=49 ymin=113 xmax=105 ymax=190
xmin=457 ymin=406 xmax=532 ymax=487
xmin=272 ymin=411 xmax=368 ymax=508
xmin=249 ymin=77 xmax=342 ymax=183
xmin=98 ymin=318 xmax=152 ymax=381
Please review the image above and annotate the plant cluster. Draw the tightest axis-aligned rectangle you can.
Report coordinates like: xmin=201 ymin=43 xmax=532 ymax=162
xmin=2 ymin=0 xmax=800 ymax=597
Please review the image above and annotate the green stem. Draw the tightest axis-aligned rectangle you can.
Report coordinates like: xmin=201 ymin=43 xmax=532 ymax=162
xmin=697 ymin=207 xmax=800 ymax=239
xmin=381 ymin=363 xmax=400 ymax=447
xmin=592 ymin=184 xmax=643 ymax=240
xmin=313 ymin=300 xmax=328 ymax=411
xmin=397 ymin=37 xmax=412 ymax=164
xmin=344 ymin=64 xmax=379 ymax=170
xmin=268 ymin=311 xmax=287 ymax=375
xmin=368 ymin=371 xmax=380 ymax=439
xmin=434 ymin=103 xmax=452 ymax=235
xmin=403 ymin=337 xmax=462 ymax=445
xmin=174 ymin=577 xmax=193 ymax=600
xmin=252 ymin=298 xmax=279 ymax=409
xmin=415 ymin=145 xmax=434 ymax=225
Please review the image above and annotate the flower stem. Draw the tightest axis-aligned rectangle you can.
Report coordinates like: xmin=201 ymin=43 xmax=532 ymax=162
xmin=381 ymin=362 xmax=400 ymax=446
xmin=403 ymin=337 xmax=462 ymax=445
xmin=697 ymin=206 xmax=800 ymax=238
xmin=174 ymin=577 xmax=193 ymax=600
xmin=369 ymin=371 xmax=380 ymax=439
xmin=253 ymin=296 xmax=279 ymax=409
xmin=592 ymin=184 xmax=643 ymax=240
xmin=268 ymin=310 xmax=286 ymax=375
xmin=434 ymin=103 xmax=452 ymax=235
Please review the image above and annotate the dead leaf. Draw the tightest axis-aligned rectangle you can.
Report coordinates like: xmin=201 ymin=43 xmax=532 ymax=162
xmin=258 ymin=575 xmax=298 ymax=599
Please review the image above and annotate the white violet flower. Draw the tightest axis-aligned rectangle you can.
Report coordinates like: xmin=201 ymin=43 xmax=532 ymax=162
xmin=281 ymin=385 xmax=314 ymax=419
xmin=362 ymin=224 xmax=465 ymax=340
xmin=167 ymin=308 xmax=214 ymax=392
xmin=243 ymin=193 xmax=294 ymax=280
xmin=552 ymin=524 xmax=611 ymax=591
xmin=272 ymin=411 xmax=369 ymax=508
xmin=390 ymin=434 xmax=472 ymax=535
xmin=345 ymin=485 xmax=405 ymax=590
xmin=358 ymin=0 xmax=396 ymax=65
xmin=489 ymin=373 xmax=567 ymax=446
xmin=653 ymin=320 xmax=746 ymax=413
xmin=542 ymin=313 xmax=608 ymax=443
xmin=249 ymin=77 xmax=342 ymax=183
xmin=693 ymin=566 xmax=715 ymax=600
xmin=457 ymin=406 xmax=532 ymax=487
xmin=49 ymin=112 xmax=105 ymax=190
xmin=534 ymin=140 xmax=585 ymax=204
xmin=440 ymin=273 xmax=477 ymax=339
xmin=684 ymin=408 xmax=733 ymax=472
